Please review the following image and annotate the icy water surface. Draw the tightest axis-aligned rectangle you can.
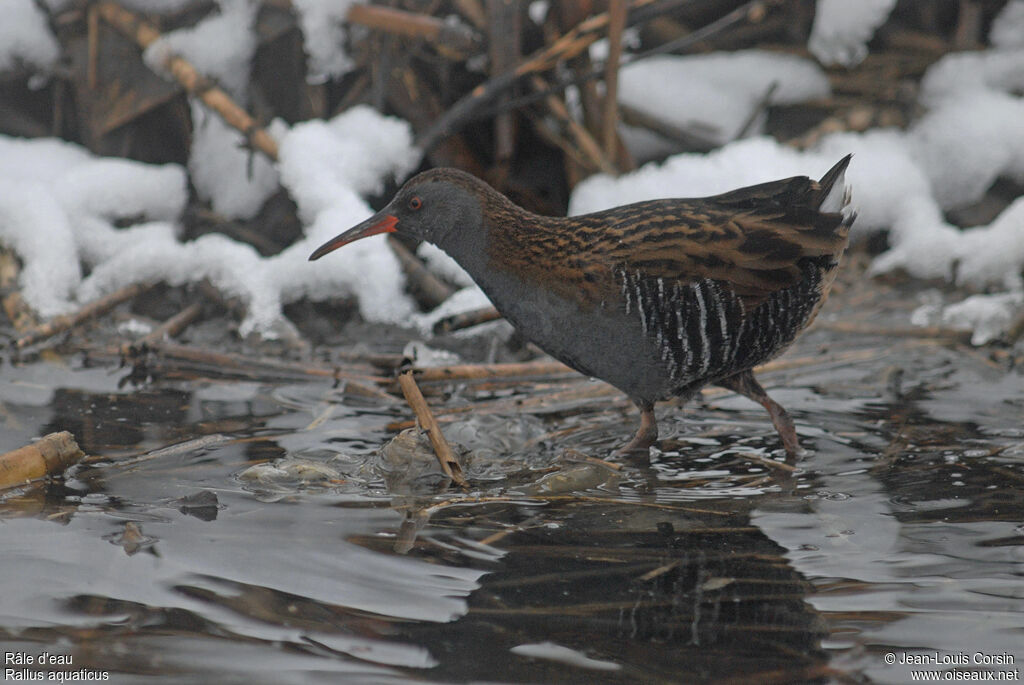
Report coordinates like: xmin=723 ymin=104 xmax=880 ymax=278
xmin=1 ymin=333 xmax=1023 ymax=684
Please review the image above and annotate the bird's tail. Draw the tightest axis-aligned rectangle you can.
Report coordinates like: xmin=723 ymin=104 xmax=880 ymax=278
xmin=815 ymin=154 xmax=856 ymax=226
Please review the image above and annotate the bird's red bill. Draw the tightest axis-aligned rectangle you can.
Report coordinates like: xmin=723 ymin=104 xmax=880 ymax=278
xmin=308 ymin=214 xmax=398 ymax=261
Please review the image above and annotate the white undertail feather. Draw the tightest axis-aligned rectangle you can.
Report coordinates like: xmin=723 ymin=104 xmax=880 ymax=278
xmin=820 ymin=166 xmax=855 ymax=223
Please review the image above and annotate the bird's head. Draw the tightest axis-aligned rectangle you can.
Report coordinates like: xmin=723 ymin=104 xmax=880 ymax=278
xmin=308 ymin=168 xmax=488 ymax=261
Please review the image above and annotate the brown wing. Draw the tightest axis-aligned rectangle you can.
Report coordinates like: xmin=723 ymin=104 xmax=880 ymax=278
xmin=574 ymin=155 xmax=854 ymax=307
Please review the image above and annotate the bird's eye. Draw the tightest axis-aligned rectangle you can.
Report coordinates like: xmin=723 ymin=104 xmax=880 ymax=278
xmin=409 ymin=196 xmax=422 ymax=210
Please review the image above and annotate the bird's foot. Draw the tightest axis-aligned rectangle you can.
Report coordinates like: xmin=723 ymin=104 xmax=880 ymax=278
xmin=612 ymin=404 xmax=658 ymax=457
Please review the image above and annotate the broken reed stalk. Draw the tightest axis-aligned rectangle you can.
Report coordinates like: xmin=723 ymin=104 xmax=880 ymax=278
xmin=386 ymin=381 xmax=623 ymax=431
xmin=14 ymin=281 xmax=154 ymax=349
xmin=810 ymin=319 xmax=973 ymax=344
xmin=0 ymin=431 xmax=84 ymax=490
xmin=138 ymin=342 xmax=391 ymax=395
xmin=96 ymin=1 xmax=279 ymax=161
xmin=386 ymin=236 xmax=455 ymax=308
xmin=600 ymin=0 xmax=628 ymax=160
xmin=618 ymin=102 xmax=719 ymax=151
xmin=346 ymin=4 xmax=480 ymax=57
xmin=407 ymin=493 xmax=728 ymax=517
xmin=121 ymin=301 xmax=204 ymax=356
xmin=432 ymin=305 xmax=502 ymax=333
xmin=417 ymin=0 xmax=656 ymax=152
xmin=397 ymin=369 xmax=468 ymax=487
xmin=529 ymin=75 xmax=616 ymax=174
xmin=413 ymin=360 xmax=575 ymax=381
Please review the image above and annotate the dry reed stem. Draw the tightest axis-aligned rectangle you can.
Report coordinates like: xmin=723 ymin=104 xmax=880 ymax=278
xmin=600 ymin=0 xmax=628 ymax=159
xmin=408 ymin=493 xmax=729 ymax=517
xmin=432 ymin=305 xmax=502 ymax=333
xmin=121 ymin=301 xmax=203 ymax=356
xmin=386 ymin=236 xmax=455 ymax=308
xmin=14 ymin=281 xmax=154 ymax=349
xmin=0 ymin=431 xmax=84 ymax=489
xmin=397 ymin=369 xmax=469 ymax=487
xmin=530 ymin=75 xmax=616 ymax=174
xmin=137 ymin=343 xmax=392 ymax=399
xmin=414 ymin=360 xmax=575 ymax=381
xmin=417 ymin=0 xmax=656 ymax=152
xmin=347 ymin=4 xmax=479 ymax=56
xmin=97 ymin=2 xmax=280 ymax=161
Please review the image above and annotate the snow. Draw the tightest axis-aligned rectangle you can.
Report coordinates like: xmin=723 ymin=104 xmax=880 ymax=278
xmin=1 ymin=106 xmax=419 ymax=338
xmin=417 ymin=243 xmax=475 ymax=289
xmin=990 ymin=0 xmax=1024 ymax=50
xmin=0 ymin=0 xmax=60 ymax=76
xmin=0 ymin=137 xmax=186 ymax=317
xmin=410 ymin=286 xmax=494 ymax=334
xmin=291 ymin=0 xmax=359 ymax=83
xmin=187 ymin=102 xmax=285 ymax=220
xmin=916 ymin=292 xmax=1024 ymax=346
xmin=273 ymin=106 xmax=422 ymax=334
xmin=279 ymin=106 xmax=420 ymax=214
xmin=942 ymin=293 xmax=1024 ymax=346
xmin=0 ymin=180 xmax=81 ymax=317
xmin=54 ymin=158 xmax=186 ymax=224
xmin=907 ymin=91 xmax=1024 ymax=209
xmin=875 ymin=197 xmax=1024 ymax=293
xmin=143 ymin=0 xmax=279 ymax=220
xmin=0 ymin=137 xmax=93 ymax=183
xmin=919 ymin=49 xmax=1024 ymax=106
xmin=78 ymin=106 xmax=421 ymax=338
xmin=617 ymin=51 xmax=829 ymax=158
xmin=808 ymin=0 xmax=897 ymax=67
xmin=143 ymin=0 xmax=258 ymax=102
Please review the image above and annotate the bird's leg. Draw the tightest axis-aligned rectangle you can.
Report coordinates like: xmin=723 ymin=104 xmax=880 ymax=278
xmin=717 ymin=370 xmax=804 ymax=457
xmin=614 ymin=401 xmax=658 ymax=455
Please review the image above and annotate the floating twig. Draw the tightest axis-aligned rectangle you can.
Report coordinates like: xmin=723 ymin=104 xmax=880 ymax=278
xmin=83 ymin=434 xmax=231 ymax=467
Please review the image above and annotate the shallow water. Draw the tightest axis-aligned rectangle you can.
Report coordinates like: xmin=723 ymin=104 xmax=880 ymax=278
xmin=2 ymin=328 xmax=1023 ymax=684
